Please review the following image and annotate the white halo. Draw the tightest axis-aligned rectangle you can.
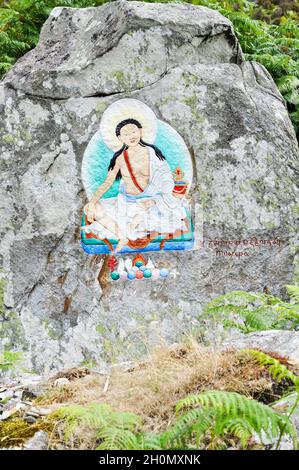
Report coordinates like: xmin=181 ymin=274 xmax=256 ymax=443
xmin=99 ymin=98 xmax=157 ymax=151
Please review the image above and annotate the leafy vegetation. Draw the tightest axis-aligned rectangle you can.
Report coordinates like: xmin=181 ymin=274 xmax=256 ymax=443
xmin=0 ymin=0 xmax=107 ymax=75
xmin=0 ymin=276 xmax=26 ymax=374
xmin=0 ymin=417 xmax=54 ymax=448
xmin=1 ymin=342 xmax=298 ymax=450
xmin=0 ymin=350 xmax=23 ymax=372
xmin=202 ymin=284 xmax=299 ymax=333
xmin=239 ymin=348 xmax=299 ymax=449
xmin=253 ymin=0 xmax=299 ymax=25
xmin=53 ymin=403 xmax=159 ymax=450
xmin=170 ymin=390 xmax=296 ymax=448
xmin=241 ymin=349 xmax=299 ymax=384
xmin=49 ymin=347 xmax=299 ymax=450
xmin=189 ymin=0 xmax=299 ymax=138
xmin=53 ymin=388 xmax=297 ymax=449
xmin=0 ymin=0 xmax=298 ymax=138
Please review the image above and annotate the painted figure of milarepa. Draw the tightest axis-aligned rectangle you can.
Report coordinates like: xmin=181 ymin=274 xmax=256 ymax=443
xmin=81 ymin=98 xmax=194 ymax=254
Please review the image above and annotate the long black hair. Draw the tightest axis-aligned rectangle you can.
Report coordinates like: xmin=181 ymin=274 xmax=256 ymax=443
xmin=108 ymin=118 xmax=165 ymax=180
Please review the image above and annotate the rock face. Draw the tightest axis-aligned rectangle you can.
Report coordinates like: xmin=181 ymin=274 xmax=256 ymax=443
xmin=0 ymin=1 xmax=298 ymax=373
xmin=223 ymin=330 xmax=299 ymax=364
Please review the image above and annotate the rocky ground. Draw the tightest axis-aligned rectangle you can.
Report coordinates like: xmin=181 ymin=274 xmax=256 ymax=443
xmin=1 ymin=330 xmax=299 ymax=450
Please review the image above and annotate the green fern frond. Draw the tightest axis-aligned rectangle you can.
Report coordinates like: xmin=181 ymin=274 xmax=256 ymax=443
xmin=240 ymin=349 xmax=299 ymax=385
xmin=203 ymin=286 xmax=299 ymax=333
xmin=53 ymin=403 xmax=113 ymax=441
xmin=222 ymin=318 xmax=249 ymax=332
xmin=244 ymin=307 xmax=279 ymax=331
xmin=53 ymin=402 xmax=143 ymax=448
xmin=206 ymin=290 xmax=262 ymax=308
xmin=290 ymin=108 xmax=299 ymax=134
xmin=96 ymin=428 xmax=139 ymax=450
xmin=0 ymin=350 xmax=24 ymax=371
xmin=247 ymin=53 xmax=299 ymax=78
xmin=204 ymin=304 xmax=249 ymax=316
xmin=286 ymin=285 xmax=299 ymax=303
xmin=136 ymin=432 xmax=162 ymax=450
xmin=176 ymin=390 xmax=295 ymax=443
xmin=159 ymin=408 xmax=214 ymax=448
xmin=0 ymin=60 xmax=14 ymax=73
xmin=0 ymin=31 xmax=30 ymax=52
xmin=216 ymin=417 xmax=253 ymax=448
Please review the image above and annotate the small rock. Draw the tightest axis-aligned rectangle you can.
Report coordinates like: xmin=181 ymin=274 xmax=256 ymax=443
xmin=26 ymin=407 xmax=39 ymax=414
xmin=54 ymin=443 xmax=67 ymax=450
xmin=19 ymin=374 xmax=44 ymax=386
xmin=110 ymin=361 xmax=136 ymax=374
xmin=15 ymin=402 xmax=28 ymax=411
xmin=36 ymin=407 xmax=52 ymax=416
xmin=24 ymin=415 xmax=37 ymax=424
xmin=0 ymin=390 xmax=14 ymax=400
xmin=1 ymin=407 xmax=18 ymax=420
xmin=13 ymin=390 xmax=23 ymax=399
xmin=22 ymin=387 xmax=44 ymax=401
xmin=25 ymin=411 xmax=40 ymax=418
xmin=50 ymin=367 xmax=90 ymax=383
xmin=21 ymin=400 xmax=35 ymax=406
xmin=2 ymin=398 xmax=19 ymax=414
xmin=54 ymin=377 xmax=70 ymax=387
xmin=24 ymin=431 xmax=49 ymax=450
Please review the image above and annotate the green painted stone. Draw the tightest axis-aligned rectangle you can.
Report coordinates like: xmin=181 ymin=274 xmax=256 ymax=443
xmin=111 ymin=271 xmax=120 ymax=280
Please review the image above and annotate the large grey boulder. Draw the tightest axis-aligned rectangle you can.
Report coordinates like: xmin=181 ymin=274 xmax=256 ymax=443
xmin=0 ymin=1 xmax=298 ymax=374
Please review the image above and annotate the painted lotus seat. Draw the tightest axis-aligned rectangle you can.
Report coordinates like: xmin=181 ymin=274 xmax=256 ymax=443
xmin=81 ymin=99 xmax=195 ymax=254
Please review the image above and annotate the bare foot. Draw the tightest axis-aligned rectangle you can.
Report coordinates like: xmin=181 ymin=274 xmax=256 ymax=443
xmin=115 ymin=238 xmax=129 ymax=252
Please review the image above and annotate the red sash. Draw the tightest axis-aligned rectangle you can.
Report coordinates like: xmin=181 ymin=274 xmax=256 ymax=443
xmin=123 ymin=149 xmax=144 ymax=193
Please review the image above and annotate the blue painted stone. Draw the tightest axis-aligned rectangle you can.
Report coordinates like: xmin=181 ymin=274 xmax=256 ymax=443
xmin=128 ymin=271 xmax=136 ymax=280
xmin=135 ymin=260 xmax=144 ymax=267
xmin=160 ymin=268 xmax=169 ymax=278
xmin=111 ymin=271 xmax=120 ymax=280
xmin=143 ymin=269 xmax=152 ymax=278
xmin=139 ymin=265 xmax=147 ymax=272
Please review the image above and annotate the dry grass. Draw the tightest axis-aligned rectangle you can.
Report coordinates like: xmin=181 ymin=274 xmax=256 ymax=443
xmin=36 ymin=339 xmax=282 ymax=434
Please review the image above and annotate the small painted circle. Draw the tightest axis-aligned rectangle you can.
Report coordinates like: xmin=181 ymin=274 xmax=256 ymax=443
xmin=152 ymin=269 xmax=160 ymax=279
xmin=136 ymin=271 xmax=144 ymax=279
xmin=128 ymin=271 xmax=136 ymax=280
xmin=160 ymin=268 xmax=169 ymax=278
xmin=111 ymin=271 xmax=120 ymax=280
xmin=139 ymin=265 xmax=147 ymax=272
xmin=143 ymin=269 xmax=152 ymax=278
xmin=135 ymin=260 xmax=144 ymax=268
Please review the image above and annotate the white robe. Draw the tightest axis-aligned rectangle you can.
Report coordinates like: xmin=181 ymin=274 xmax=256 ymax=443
xmin=84 ymin=147 xmax=189 ymax=241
